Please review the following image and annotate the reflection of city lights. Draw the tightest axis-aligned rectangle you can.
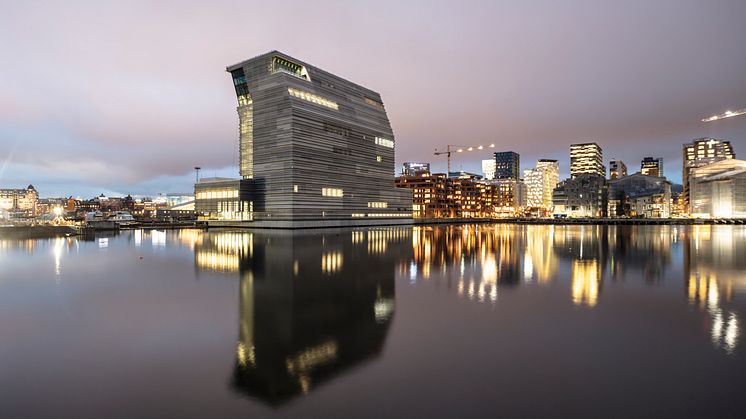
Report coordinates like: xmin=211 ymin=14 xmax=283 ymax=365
xmin=98 ymin=238 xmax=108 ymax=249
xmin=321 ymin=252 xmax=343 ymax=273
xmin=374 ymin=298 xmax=395 ymax=323
xmin=134 ymin=229 xmax=142 ymax=246
xmin=196 ymin=251 xmax=239 ymax=272
xmin=571 ymin=259 xmax=600 ymax=307
xmin=151 ymin=230 xmax=166 ymax=246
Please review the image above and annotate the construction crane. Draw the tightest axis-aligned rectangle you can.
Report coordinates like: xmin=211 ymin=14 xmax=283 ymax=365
xmin=702 ymin=108 xmax=746 ymax=122
xmin=434 ymin=143 xmax=495 ymax=174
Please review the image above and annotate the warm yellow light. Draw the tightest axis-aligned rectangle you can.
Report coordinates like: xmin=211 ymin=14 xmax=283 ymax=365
xmin=467 ymin=147 xmax=473 ymax=151
xmin=478 ymin=145 xmax=483 ymax=150
xmin=53 ymin=207 xmax=63 ymax=216
xmin=489 ymin=143 xmax=495 ymax=147
xmin=457 ymin=149 xmax=463 ymax=152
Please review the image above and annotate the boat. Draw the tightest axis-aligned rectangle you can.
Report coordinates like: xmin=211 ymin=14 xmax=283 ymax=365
xmin=110 ymin=211 xmax=137 ymax=226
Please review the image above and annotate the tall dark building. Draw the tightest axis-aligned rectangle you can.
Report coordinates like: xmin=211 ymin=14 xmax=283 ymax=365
xmin=198 ymin=51 xmax=412 ymax=228
xmin=640 ymin=157 xmax=663 ymax=177
xmin=609 ymin=159 xmax=627 ymax=180
xmin=493 ymin=151 xmax=520 ymax=179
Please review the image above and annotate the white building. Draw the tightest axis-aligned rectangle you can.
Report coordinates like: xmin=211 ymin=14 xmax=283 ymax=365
xmin=690 ymin=159 xmax=746 ymax=218
xmin=524 ymin=159 xmax=559 ymax=215
xmin=482 ymin=159 xmax=496 ymax=180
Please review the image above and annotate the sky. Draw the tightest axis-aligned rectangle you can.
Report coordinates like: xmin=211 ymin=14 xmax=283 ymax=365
xmin=1 ymin=0 xmax=745 ymax=198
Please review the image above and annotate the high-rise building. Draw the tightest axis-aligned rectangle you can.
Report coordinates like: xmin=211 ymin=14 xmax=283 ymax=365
xmin=207 ymin=51 xmax=412 ymax=227
xmin=401 ymin=162 xmax=430 ymax=176
xmin=570 ymin=143 xmax=604 ymax=179
xmin=682 ymin=138 xmax=735 ymax=213
xmin=493 ymin=151 xmax=520 ymax=179
xmin=482 ymin=159 xmax=496 ymax=180
xmin=524 ymin=159 xmax=559 ymax=214
xmin=609 ymin=159 xmax=627 ymax=179
xmin=640 ymin=157 xmax=663 ymax=177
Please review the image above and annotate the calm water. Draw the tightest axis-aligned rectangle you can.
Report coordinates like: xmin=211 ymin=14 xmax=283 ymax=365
xmin=1 ymin=225 xmax=744 ymax=418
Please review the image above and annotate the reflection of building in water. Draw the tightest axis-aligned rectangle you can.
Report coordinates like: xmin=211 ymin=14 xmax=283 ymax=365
xmin=571 ymin=259 xmax=601 ymax=307
xmin=523 ymin=225 xmax=558 ymax=284
xmin=410 ymin=224 xmax=525 ymax=305
xmin=194 ymin=232 xmax=254 ymax=273
xmin=195 ymin=228 xmax=410 ymax=405
xmin=684 ymin=225 xmax=744 ymax=353
xmin=606 ymin=226 xmax=676 ymax=283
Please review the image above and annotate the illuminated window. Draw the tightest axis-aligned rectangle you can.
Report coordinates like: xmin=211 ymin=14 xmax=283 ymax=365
xmin=375 ymin=137 xmax=394 ymax=148
xmin=376 ymin=155 xmax=382 ymax=162
xmin=287 ymin=87 xmax=338 ymax=110
xmin=293 ymin=185 xmax=299 ymax=193
xmin=322 ymin=187 xmax=343 ymax=197
xmin=367 ymin=202 xmax=388 ymax=208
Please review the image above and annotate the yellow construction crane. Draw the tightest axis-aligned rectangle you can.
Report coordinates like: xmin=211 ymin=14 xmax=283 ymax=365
xmin=434 ymin=143 xmax=495 ymax=174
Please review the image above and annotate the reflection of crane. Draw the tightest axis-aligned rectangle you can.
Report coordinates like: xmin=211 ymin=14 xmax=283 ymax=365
xmin=702 ymin=108 xmax=746 ymax=122
xmin=434 ymin=143 xmax=495 ymax=174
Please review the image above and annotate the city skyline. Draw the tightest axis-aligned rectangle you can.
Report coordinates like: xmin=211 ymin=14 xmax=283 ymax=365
xmin=1 ymin=0 xmax=746 ymax=197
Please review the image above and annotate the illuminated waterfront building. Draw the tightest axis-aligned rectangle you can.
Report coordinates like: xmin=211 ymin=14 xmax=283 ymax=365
xmin=197 ymin=51 xmax=412 ymax=228
xmin=607 ymin=173 xmax=671 ymax=218
xmin=682 ymin=138 xmax=735 ymax=213
xmin=640 ymin=157 xmax=663 ymax=177
xmin=552 ymin=174 xmax=608 ymax=218
xmin=689 ymin=159 xmax=746 ymax=218
xmin=570 ymin=143 xmax=604 ymax=179
xmin=524 ymin=159 xmax=559 ymax=215
xmin=609 ymin=159 xmax=627 ymax=180
xmin=401 ymin=162 xmax=430 ymax=176
xmin=0 ymin=185 xmax=38 ymax=215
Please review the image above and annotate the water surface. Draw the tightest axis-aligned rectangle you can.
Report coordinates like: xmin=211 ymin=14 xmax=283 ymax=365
xmin=1 ymin=225 xmax=744 ymax=418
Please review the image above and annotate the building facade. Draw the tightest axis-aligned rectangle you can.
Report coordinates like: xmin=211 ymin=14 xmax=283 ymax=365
xmin=524 ymin=159 xmax=559 ymax=215
xmin=552 ymin=174 xmax=607 ymax=218
xmin=213 ymin=51 xmax=412 ymax=228
xmin=609 ymin=159 xmax=627 ymax=180
xmin=640 ymin=157 xmax=663 ymax=177
xmin=481 ymin=159 xmax=496 ymax=180
xmin=607 ymin=173 xmax=671 ymax=218
xmin=570 ymin=143 xmax=604 ymax=179
xmin=0 ymin=185 xmax=38 ymax=215
xmin=682 ymin=138 xmax=735 ymax=213
xmin=492 ymin=151 xmax=520 ymax=179
xmin=689 ymin=159 xmax=746 ymax=218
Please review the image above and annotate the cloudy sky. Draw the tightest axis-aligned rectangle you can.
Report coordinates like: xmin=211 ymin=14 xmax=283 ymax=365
xmin=1 ymin=0 xmax=745 ymax=197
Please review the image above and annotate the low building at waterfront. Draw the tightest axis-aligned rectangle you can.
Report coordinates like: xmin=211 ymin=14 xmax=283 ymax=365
xmin=394 ymin=173 xmax=522 ymax=218
xmin=0 ymin=185 xmax=38 ymax=215
xmin=195 ymin=178 xmax=253 ymax=221
xmin=552 ymin=174 xmax=608 ymax=217
xmin=682 ymin=138 xmax=735 ymax=213
xmin=608 ymin=173 xmax=671 ymax=218
xmin=689 ymin=159 xmax=746 ymax=218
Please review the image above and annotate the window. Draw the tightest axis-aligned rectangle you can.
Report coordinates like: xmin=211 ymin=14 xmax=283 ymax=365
xmin=376 ymin=155 xmax=382 ymax=162
xmin=293 ymin=185 xmax=299 ymax=193
xmin=368 ymin=202 xmax=388 ymax=208
xmin=375 ymin=137 xmax=394 ymax=148
xmin=322 ymin=187 xmax=343 ymax=197
xmin=287 ymin=87 xmax=338 ymax=110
